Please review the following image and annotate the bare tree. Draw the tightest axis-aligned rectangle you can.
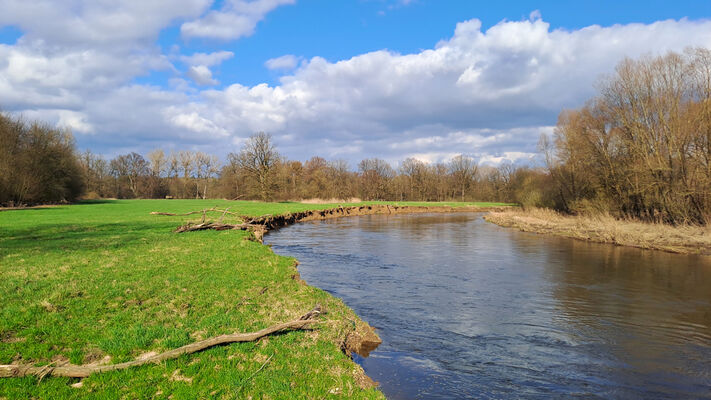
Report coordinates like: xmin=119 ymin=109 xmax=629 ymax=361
xmin=147 ymin=149 xmax=167 ymax=178
xmin=358 ymin=158 xmax=394 ymax=200
xmin=110 ymin=152 xmax=148 ymax=198
xmin=550 ymin=48 xmax=711 ymax=223
xmin=167 ymin=151 xmax=180 ymax=179
xmin=231 ymin=132 xmax=279 ymax=201
xmin=0 ymin=114 xmax=84 ymax=205
xmin=194 ymin=152 xmax=220 ymax=199
xmin=399 ymin=158 xmax=429 ymax=201
xmin=449 ymin=154 xmax=478 ymax=202
xmin=177 ymin=151 xmax=195 ymax=198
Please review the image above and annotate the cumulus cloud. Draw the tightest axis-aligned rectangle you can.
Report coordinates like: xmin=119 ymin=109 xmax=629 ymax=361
xmin=265 ymin=54 xmax=301 ymax=70
xmin=0 ymin=0 xmax=210 ymax=47
xmin=3 ymin=10 xmax=711 ymax=164
xmin=180 ymin=51 xmax=235 ymax=67
xmin=181 ymin=0 xmax=295 ymax=40
xmin=186 ymin=65 xmax=218 ymax=86
xmin=166 ymin=18 xmax=711 ymax=163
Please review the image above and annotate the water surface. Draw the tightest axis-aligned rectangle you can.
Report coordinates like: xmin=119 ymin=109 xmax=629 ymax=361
xmin=266 ymin=213 xmax=711 ymax=399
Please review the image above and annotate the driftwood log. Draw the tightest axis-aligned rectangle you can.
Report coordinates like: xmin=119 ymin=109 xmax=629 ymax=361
xmin=0 ymin=307 xmax=321 ymax=379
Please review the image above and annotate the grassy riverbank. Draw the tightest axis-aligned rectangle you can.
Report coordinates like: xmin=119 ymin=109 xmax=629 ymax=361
xmin=0 ymin=199 xmax=506 ymax=399
xmin=485 ymin=208 xmax=711 ymax=255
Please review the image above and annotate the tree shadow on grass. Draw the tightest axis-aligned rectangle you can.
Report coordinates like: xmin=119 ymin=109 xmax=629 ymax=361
xmin=0 ymin=221 xmax=163 ymax=256
xmin=0 ymin=200 xmax=119 ymax=212
xmin=75 ymin=200 xmax=120 ymax=205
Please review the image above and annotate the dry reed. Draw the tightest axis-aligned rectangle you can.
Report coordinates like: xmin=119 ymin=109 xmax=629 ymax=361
xmin=485 ymin=208 xmax=711 ymax=255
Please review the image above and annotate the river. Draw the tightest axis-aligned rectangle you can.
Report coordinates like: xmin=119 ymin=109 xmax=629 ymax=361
xmin=265 ymin=212 xmax=711 ymax=399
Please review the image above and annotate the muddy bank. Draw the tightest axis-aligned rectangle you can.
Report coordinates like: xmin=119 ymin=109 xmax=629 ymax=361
xmin=485 ymin=208 xmax=711 ymax=255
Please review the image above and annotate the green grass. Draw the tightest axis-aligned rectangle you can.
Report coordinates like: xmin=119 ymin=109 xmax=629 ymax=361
xmin=0 ymin=199 xmax=505 ymax=399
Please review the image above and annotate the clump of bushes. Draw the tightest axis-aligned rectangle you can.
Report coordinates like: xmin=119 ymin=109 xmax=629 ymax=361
xmin=0 ymin=112 xmax=84 ymax=206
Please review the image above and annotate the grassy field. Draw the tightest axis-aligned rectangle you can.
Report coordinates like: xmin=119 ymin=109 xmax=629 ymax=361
xmin=0 ymin=199 xmax=505 ymax=399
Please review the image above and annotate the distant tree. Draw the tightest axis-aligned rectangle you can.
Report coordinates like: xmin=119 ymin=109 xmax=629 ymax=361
xmin=110 ymin=152 xmax=148 ymax=198
xmin=0 ymin=113 xmax=84 ymax=205
xmin=230 ymin=132 xmax=280 ymax=201
xmin=400 ymin=158 xmax=428 ymax=201
xmin=358 ymin=158 xmax=394 ymax=200
xmin=147 ymin=149 xmax=167 ymax=178
xmin=194 ymin=151 xmax=220 ymax=199
xmin=145 ymin=149 xmax=168 ymax=198
xmin=304 ymin=156 xmax=329 ymax=198
xmin=79 ymin=150 xmax=111 ymax=198
xmin=449 ymin=154 xmax=478 ymax=201
xmin=327 ymin=159 xmax=356 ymax=200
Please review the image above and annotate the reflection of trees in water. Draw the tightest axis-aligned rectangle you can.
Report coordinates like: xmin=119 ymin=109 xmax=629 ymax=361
xmin=540 ymin=238 xmax=711 ymax=382
xmin=352 ymin=212 xmax=483 ymax=243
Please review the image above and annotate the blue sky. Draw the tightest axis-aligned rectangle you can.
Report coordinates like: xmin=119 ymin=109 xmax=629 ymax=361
xmin=160 ymin=0 xmax=711 ymax=87
xmin=0 ymin=0 xmax=710 ymax=165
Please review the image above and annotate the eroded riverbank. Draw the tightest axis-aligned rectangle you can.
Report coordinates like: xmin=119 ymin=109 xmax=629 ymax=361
xmin=248 ymin=203 xmax=511 ymax=240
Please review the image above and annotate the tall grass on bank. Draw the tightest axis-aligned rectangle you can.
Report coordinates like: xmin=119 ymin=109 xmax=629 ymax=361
xmin=485 ymin=208 xmax=711 ymax=255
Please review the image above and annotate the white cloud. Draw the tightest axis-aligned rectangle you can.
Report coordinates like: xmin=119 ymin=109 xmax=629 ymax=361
xmin=186 ymin=65 xmax=218 ymax=86
xmin=3 ymin=12 xmax=711 ymax=164
xmin=167 ymin=111 xmax=229 ymax=137
xmin=265 ymin=54 xmax=301 ymax=70
xmin=180 ymin=51 xmax=235 ymax=67
xmin=0 ymin=0 xmax=210 ymax=47
xmin=180 ymin=0 xmax=295 ymax=40
xmin=166 ymin=18 xmax=711 ymax=163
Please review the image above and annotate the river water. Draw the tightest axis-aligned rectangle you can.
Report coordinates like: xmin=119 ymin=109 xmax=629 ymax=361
xmin=265 ymin=213 xmax=711 ymax=399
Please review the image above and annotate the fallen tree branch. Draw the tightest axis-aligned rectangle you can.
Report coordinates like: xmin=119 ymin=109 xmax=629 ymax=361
xmin=0 ymin=307 xmax=321 ymax=379
xmin=174 ymin=222 xmax=261 ymax=233
xmin=150 ymin=207 xmax=240 ymax=217
xmin=218 ymin=207 xmax=230 ymax=223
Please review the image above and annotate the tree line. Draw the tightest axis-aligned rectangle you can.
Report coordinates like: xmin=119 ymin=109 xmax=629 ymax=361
xmin=77 ymin=131 xmax=542 ymax=205
xmin=0 ymin=113 xmax=547 ymax=207
xmin=3 ymin=48 xmax=710 ymax=225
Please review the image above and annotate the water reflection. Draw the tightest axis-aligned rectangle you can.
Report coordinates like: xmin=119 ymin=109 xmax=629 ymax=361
xmin=266 ymin=213 xmax=711 ymax=399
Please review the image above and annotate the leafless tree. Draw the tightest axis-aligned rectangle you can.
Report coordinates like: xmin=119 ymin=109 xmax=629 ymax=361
xmin=110 ymin=152 xmax=149 ymax=198
xmin=230 ymin=132 xmax=280 ymax=201
xmin=449 ymin=154 xmax=478 ymax=202
xmin=194 ymin=152 xmax=220 ymax=199
xmin=358 ymin=158 xmax=394 ymax=200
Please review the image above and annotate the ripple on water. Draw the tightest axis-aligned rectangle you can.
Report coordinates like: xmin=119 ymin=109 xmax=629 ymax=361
xmin=267 ymin=213 xmax=711 ymax=399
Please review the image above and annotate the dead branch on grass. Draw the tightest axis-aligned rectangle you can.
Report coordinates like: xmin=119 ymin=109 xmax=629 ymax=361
xmin=174 ymin=221 xmax=265 ymax=234
xmin=0 ymin=307 xmax=321 ymax=379
xmin=150 ymin=207 xmax=240 ymax=217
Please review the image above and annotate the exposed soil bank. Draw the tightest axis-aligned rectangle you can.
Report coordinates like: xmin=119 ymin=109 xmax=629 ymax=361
xmin=246 ymin=204 xmax=511 ymax=237
xmin=485 ymin=208 xmax=711 ymax=255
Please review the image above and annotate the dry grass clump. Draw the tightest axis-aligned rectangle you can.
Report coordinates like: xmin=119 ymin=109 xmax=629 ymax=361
xmin=485 ymin=208 xmax=711 ymax=255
